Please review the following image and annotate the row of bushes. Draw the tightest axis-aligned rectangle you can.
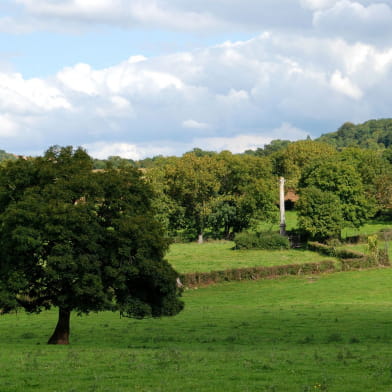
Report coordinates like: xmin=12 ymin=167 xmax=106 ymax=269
xmin=181 ymin=260 xmax=335 ymax=287
xmin=307 ymin=241 xmax=366 ymax=259
xmin=234 ymin=231 xmax=290 ymax=250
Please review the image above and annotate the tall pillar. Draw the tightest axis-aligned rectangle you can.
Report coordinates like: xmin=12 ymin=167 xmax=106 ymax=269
xmin=279 ymin=177 xmax=286 ymax=236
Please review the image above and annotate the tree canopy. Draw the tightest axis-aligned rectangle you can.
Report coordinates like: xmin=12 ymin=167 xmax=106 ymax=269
xmin=0 ymin=146 xmax=183 ymax=344
xmin=146 ymin=151 xmax=278 ymax=241
xmin=317 ymin=118 xmax=392 ymax=149
xmin=297 ymin=158 xmax=376 ymax=240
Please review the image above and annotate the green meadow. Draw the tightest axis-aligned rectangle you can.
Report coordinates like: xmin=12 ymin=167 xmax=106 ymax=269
xmin=1 ymin=214 xmax=392 ymax=392
xmin=2 ymin=268 xmax=392 ymax=391
xmin=167 ymin=241 xmax=338 ymax=273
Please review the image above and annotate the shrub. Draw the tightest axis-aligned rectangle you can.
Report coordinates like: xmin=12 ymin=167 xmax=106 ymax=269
xmin=335 ymin=248 xmax=365 ymax=259
xmin=340 ymin=257 xmax=375 ymax=271
xmin=233 ymin=231 xmax=260 ymax=249
xmin=307 ymin=241 xmax=336 ymax=256
xmin=234 ymin=231 xmax=290 ymax=250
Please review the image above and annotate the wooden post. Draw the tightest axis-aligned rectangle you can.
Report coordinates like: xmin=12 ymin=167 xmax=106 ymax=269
xmin=279 ymin=177 xmax=286 ymax=236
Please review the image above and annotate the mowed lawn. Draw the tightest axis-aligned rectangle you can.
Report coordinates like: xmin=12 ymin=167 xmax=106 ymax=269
xmin=167 ymin=241 xmax=338 ymax=273
xmin=2 ymin=269 xmax=392 ymax=391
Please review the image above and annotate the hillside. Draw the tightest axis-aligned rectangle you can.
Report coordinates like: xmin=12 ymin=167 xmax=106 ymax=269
xmin=317 ymin=118 xmax=392 ymax=149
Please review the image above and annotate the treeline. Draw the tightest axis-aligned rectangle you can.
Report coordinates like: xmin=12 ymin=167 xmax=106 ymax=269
xmin=0 ymin=119 xmax=391 ymax=242
xmin=317 ymin=118 xmax=392 ymax=150
xmin=141 ymin=139 xmax=391 ymax=242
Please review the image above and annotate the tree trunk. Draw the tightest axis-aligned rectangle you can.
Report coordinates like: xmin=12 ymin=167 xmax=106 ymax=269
xmin=48 ymin=308 xmax=71 ymax=345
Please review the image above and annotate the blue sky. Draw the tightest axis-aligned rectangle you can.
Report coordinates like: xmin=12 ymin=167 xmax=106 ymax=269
xmin=1 ymin=0 xmax=392 ymax=158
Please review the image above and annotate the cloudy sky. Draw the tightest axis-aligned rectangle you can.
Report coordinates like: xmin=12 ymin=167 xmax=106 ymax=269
xmin=1 ymin=0 xmax=392 ymax=159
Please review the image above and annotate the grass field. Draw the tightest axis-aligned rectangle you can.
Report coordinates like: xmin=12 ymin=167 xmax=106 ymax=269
xmin=167 ymin=241 xmax=338 ymax=273
xmin=1 ymin=214 xmax=392 ymax=392
xmin=2 ymin=269 xmax=392 ymax=391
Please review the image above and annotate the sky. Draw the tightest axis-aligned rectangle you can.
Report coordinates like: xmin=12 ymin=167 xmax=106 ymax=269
xmin=1 ymin=0 xmax=392 ymax=159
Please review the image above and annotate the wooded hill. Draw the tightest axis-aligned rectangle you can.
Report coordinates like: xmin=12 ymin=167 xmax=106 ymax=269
xmin=0 ymin=118 xmax=391 ymax=166
xmin=317 ymin=118 xmax=392 ymax=149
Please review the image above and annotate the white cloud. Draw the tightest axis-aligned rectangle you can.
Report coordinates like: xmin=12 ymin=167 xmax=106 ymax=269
xmin=56 ymin=58 xmax=183 ymax=97
xmin=192 ymin=134 xmax=272 ymax=153
xmin=330 ymin=70 xmax=363 ymax=99
xmin=0 ymin=114 xmax=19 ymax=138
xmin=0 ymin=72 xmax=71 ymax=113
xmin=84 ymin=141 xmax=176 ymax=160
xmin=1 ymin=31 xmax=392 ymax=157
xmin=83 ymin=142 xmax=142 ymax=160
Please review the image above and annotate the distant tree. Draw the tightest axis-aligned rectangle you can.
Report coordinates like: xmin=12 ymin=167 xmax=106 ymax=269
xmin=210 ymin=152 xmax=277 ymax=237
xmin=296 ymin=187 xmax=344 ymax=240
xmin=255 ymin=139 xmax=292 ymax=157
xmin=383 ymin=146 xmax=392 ymax=165
xmin=272 ymin=140 xmax=336 ymax=186
xmin=150 ymin=153 xmax=226 ymax=243
xmin=185 ymin=148 xmax=217 ymax=157
xmin=0 ymin=146 xmax=183 ymax=344
xmin=297 ymin=159 xmax=375 ymax=239
xmin=106 ymin=155 xmax=136 ymax=168
xmin=373 ymin=173 xmax=392 ymax=211
xmin=318 ymin=118 xmax=392 ymax=149
xmin=339 ymin=148 xmax=389 ymax=187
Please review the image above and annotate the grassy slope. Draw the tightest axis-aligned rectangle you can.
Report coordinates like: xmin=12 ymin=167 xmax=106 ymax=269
xmin=2 ymin=269 xmax=392 ymax=391
xmin=167 ymin=241 xmax=338 ymax=273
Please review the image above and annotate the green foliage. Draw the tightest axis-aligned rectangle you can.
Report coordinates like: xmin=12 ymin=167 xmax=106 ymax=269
xmin=0 ymin=146 xmax=183 ymax=341
xmin=92 ymin=156 xmax=136 ymax=169
xmin=245 ymin=139 xmax=292 ymax=157
xmin=318 ymin=118 xmax=392 ymax=149
xmin=234 ymin=231 xmax=290 ymax=250
xmin=147 ymin=151 xmax=278 ymax=241
xmin=298 ymin=159 xmax=376 ymax=240
xmin=297 ymin=187 xmax=344 ymax=240
xmin=272 ymin=140 xmax=336 ymax=185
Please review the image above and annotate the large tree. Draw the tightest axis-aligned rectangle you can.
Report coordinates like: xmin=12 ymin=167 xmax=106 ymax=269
xmin=297 ymin=158 xmax=375 ymax=240
xmin=0 ymin=146 xmax=183 ymax=344
xmin=148 ymin=153 xmax=227 ymax=243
